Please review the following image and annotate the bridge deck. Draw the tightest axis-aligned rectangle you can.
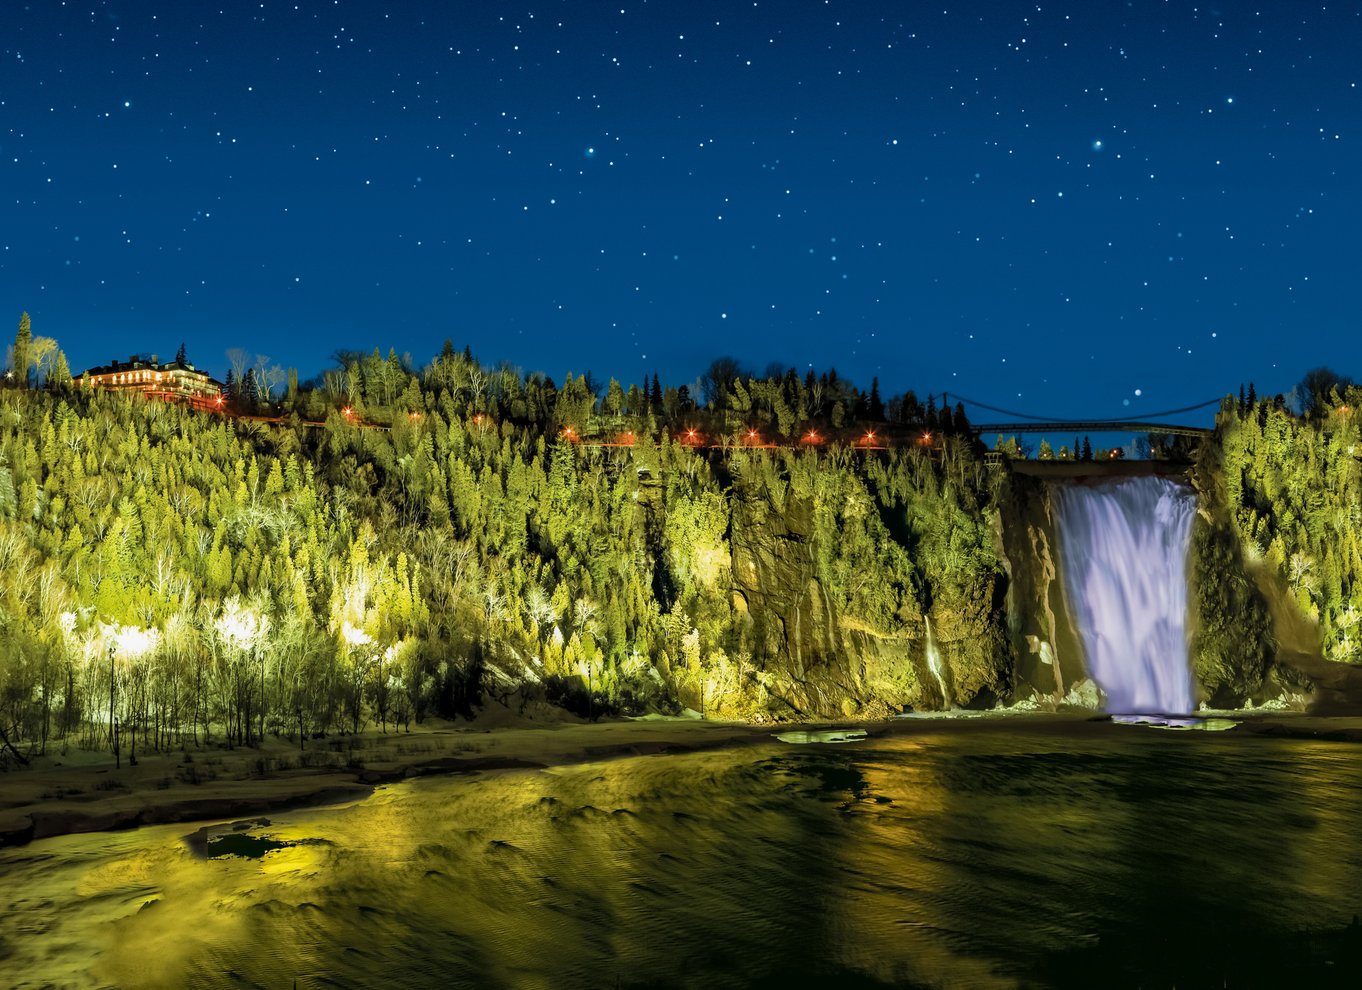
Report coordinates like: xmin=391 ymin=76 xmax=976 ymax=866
xmin=1005 ymin=460 xmax=1193 ymax=478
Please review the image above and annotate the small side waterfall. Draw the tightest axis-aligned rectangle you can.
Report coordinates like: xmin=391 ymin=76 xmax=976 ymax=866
xmin=1053 ymin=477 xmax=1197 ymax=715
xmin=924 ymin=615 xmax=951 ymax=707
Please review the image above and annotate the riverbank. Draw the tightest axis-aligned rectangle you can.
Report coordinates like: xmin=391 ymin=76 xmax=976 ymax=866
xmin=0 ymin=708 xmax=797 ymax=848
xmin=3 ymin=707 xmax=1360 ymax=849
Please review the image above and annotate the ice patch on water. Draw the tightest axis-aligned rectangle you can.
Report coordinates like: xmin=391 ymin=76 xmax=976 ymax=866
xmin=775 ymin=729 xmax=868 ymax=745
xmin=1113 ymin=714 xmax=1238 ymax=731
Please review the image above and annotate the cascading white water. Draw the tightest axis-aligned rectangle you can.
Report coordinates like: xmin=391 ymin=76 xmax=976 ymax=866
xmin=1053 ymin=477 xmax=1197 ymax=715
xmin=923 ymin=614 xmax=950 ymax=707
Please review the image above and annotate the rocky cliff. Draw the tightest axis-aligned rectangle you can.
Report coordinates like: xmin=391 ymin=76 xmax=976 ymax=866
xmin=703 ymin=449 xmax=1012 ymax=719
xmin=713 ymin=448 xmax=1358 ymax=720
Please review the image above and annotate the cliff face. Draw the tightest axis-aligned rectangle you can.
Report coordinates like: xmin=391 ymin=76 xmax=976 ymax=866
xmin=727 ymin=490 xmax=868 ymax=716
xmin=988 ymin=456 xmax=1357 ymax=714
xmin=714 ymin=457 xmax=1011 ymax=719
xmin=696 ymin=448 xmax=1360 ymax=720
xmin=1187 ymin=439 xmax=1360 ymax=712
xmin=991 ymin=465 xmax=1290 ymax=711
xmin=991 ymin=474 xmax=1087 ymax=706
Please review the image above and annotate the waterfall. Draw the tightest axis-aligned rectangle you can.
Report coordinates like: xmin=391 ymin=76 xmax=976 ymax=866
xmin=1053 ymin=477 xmax=1197 ymax=715
xmin=924 ymin=614 xmax=951 ymax=708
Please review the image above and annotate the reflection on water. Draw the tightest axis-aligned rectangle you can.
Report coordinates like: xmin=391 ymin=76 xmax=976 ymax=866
xmin=4 ymin=721 xmax=1362 ymax=988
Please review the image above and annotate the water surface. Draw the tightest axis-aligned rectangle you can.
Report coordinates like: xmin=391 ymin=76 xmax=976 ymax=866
xmin=4 ymin=720 xmax=1361 ymax=988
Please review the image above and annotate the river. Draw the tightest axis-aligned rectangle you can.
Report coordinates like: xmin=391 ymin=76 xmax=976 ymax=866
xmin=3 ymin=717 xmax=1361 ymax=988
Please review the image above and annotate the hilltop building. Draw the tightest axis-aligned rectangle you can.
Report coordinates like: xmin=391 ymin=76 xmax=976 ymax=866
xmin=75 ymin=355 xmax=225 ymax=411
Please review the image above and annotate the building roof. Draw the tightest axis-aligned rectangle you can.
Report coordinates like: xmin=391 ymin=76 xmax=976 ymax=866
xmin=76 ymin=354 xmax=224 ymax=388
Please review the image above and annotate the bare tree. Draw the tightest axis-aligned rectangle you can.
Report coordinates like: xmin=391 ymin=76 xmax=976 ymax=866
xmin=701 ymin=356 xmax=746 ymax=409
xmin=466 ymin=363 xmax=487 ymax=409
xmin=258 ymin=361 xmax=286 ymax=401
xmin=1300 ymin=366 xmax=1354 ymax=416
xmin=323 ymin=369 xmax=346 ymax=398
xmin=253 ymin=354 xmax=272 ymax=398
xmin=28 ymin=336 xmax=58 ymax=386
xmin=226 ymin=348 xmax=251 ymax=388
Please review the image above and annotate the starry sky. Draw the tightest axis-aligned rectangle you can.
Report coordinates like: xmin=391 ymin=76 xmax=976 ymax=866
xmin=3 ymin=1 xmax=1359 ymax=422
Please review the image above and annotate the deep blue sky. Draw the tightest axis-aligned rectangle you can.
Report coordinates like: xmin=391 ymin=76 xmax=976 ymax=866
xmin=3 ymin=1 xmax=1358 ymax=422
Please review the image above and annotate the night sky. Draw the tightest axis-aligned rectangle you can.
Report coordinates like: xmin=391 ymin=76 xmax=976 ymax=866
xmin=3 ymin=1 xmax=1359 ymax=422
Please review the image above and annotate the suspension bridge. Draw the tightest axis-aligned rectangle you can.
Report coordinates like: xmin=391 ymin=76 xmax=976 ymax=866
xmin=955 ymin=395 xmax=1218 ymax=440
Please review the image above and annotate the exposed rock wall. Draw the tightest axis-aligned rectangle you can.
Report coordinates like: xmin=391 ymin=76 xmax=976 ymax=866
xmin=704 ymin=451 xmax=1354 ymax=721
xmin=721 ymin=470 xmax=1009 ymax=718
xmin=992 ymin=473 xmax=1087 ymax=705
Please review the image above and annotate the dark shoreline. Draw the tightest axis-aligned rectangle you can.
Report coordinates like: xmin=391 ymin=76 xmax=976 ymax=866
xmin=3 ymin=711 xmax=1360 ymax=851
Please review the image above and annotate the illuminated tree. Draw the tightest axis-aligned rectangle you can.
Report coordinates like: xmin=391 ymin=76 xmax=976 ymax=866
xmin=13 ymin=311 xmax=31 ymax=388
xmin=28 ymin=336 xmax=57 ymax=386
xmin=604 ymin=377 xmax=625 ymax=417
xmin=50 ymin=350 xmax=72 ymax=389
xmin=102 ymin=623 xmax=159 ymax=768
xmin=215 ymin=597 xmax=269 ymax=746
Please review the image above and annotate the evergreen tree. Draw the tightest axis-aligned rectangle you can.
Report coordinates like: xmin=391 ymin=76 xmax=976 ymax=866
xmin=868 ymin=377 xmax=885 ymax=421
xmin=605 ymin=377 xmax=624 ymax=416
xmin=176 ymin=341 xmax=188 ymax=365
xmin=225 ymin=368 xmax=237 ymax=397
xmin=1081 ymin=436 xmax=1093 ymax=461
xmin=13 ymin=311 xmax=31 ymax=388
xmin=50 ymin=350 xmax=72 ymax=389
xmin=242 ymin=368 xmax=260 ymax=403
xmin=898 ymin=390 xmax=923 ymax=425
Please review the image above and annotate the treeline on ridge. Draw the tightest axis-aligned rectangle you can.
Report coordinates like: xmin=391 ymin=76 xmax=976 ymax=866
xmin=0 ymin=333 xmax=1000 ymax=766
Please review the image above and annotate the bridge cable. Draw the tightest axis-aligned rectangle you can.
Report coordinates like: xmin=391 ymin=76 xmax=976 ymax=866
xmin=946 ymin=394 xmax=1224 ymax=424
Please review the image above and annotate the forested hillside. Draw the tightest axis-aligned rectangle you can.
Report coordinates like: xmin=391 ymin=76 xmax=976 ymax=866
xmin=5 ymin=335 xmax=1356 ymax=767
xmin=1215 ymin=388 xmax=1362 ymax=666
xmin=0 ymin=344 xmax=1002 ymax=765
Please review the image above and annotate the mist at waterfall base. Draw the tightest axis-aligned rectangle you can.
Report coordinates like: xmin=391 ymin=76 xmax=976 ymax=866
xmin=5 ymin=723 xmax=1362 ymax=988
xmin=1054 ymin=477 xmax=1199 ymax=717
